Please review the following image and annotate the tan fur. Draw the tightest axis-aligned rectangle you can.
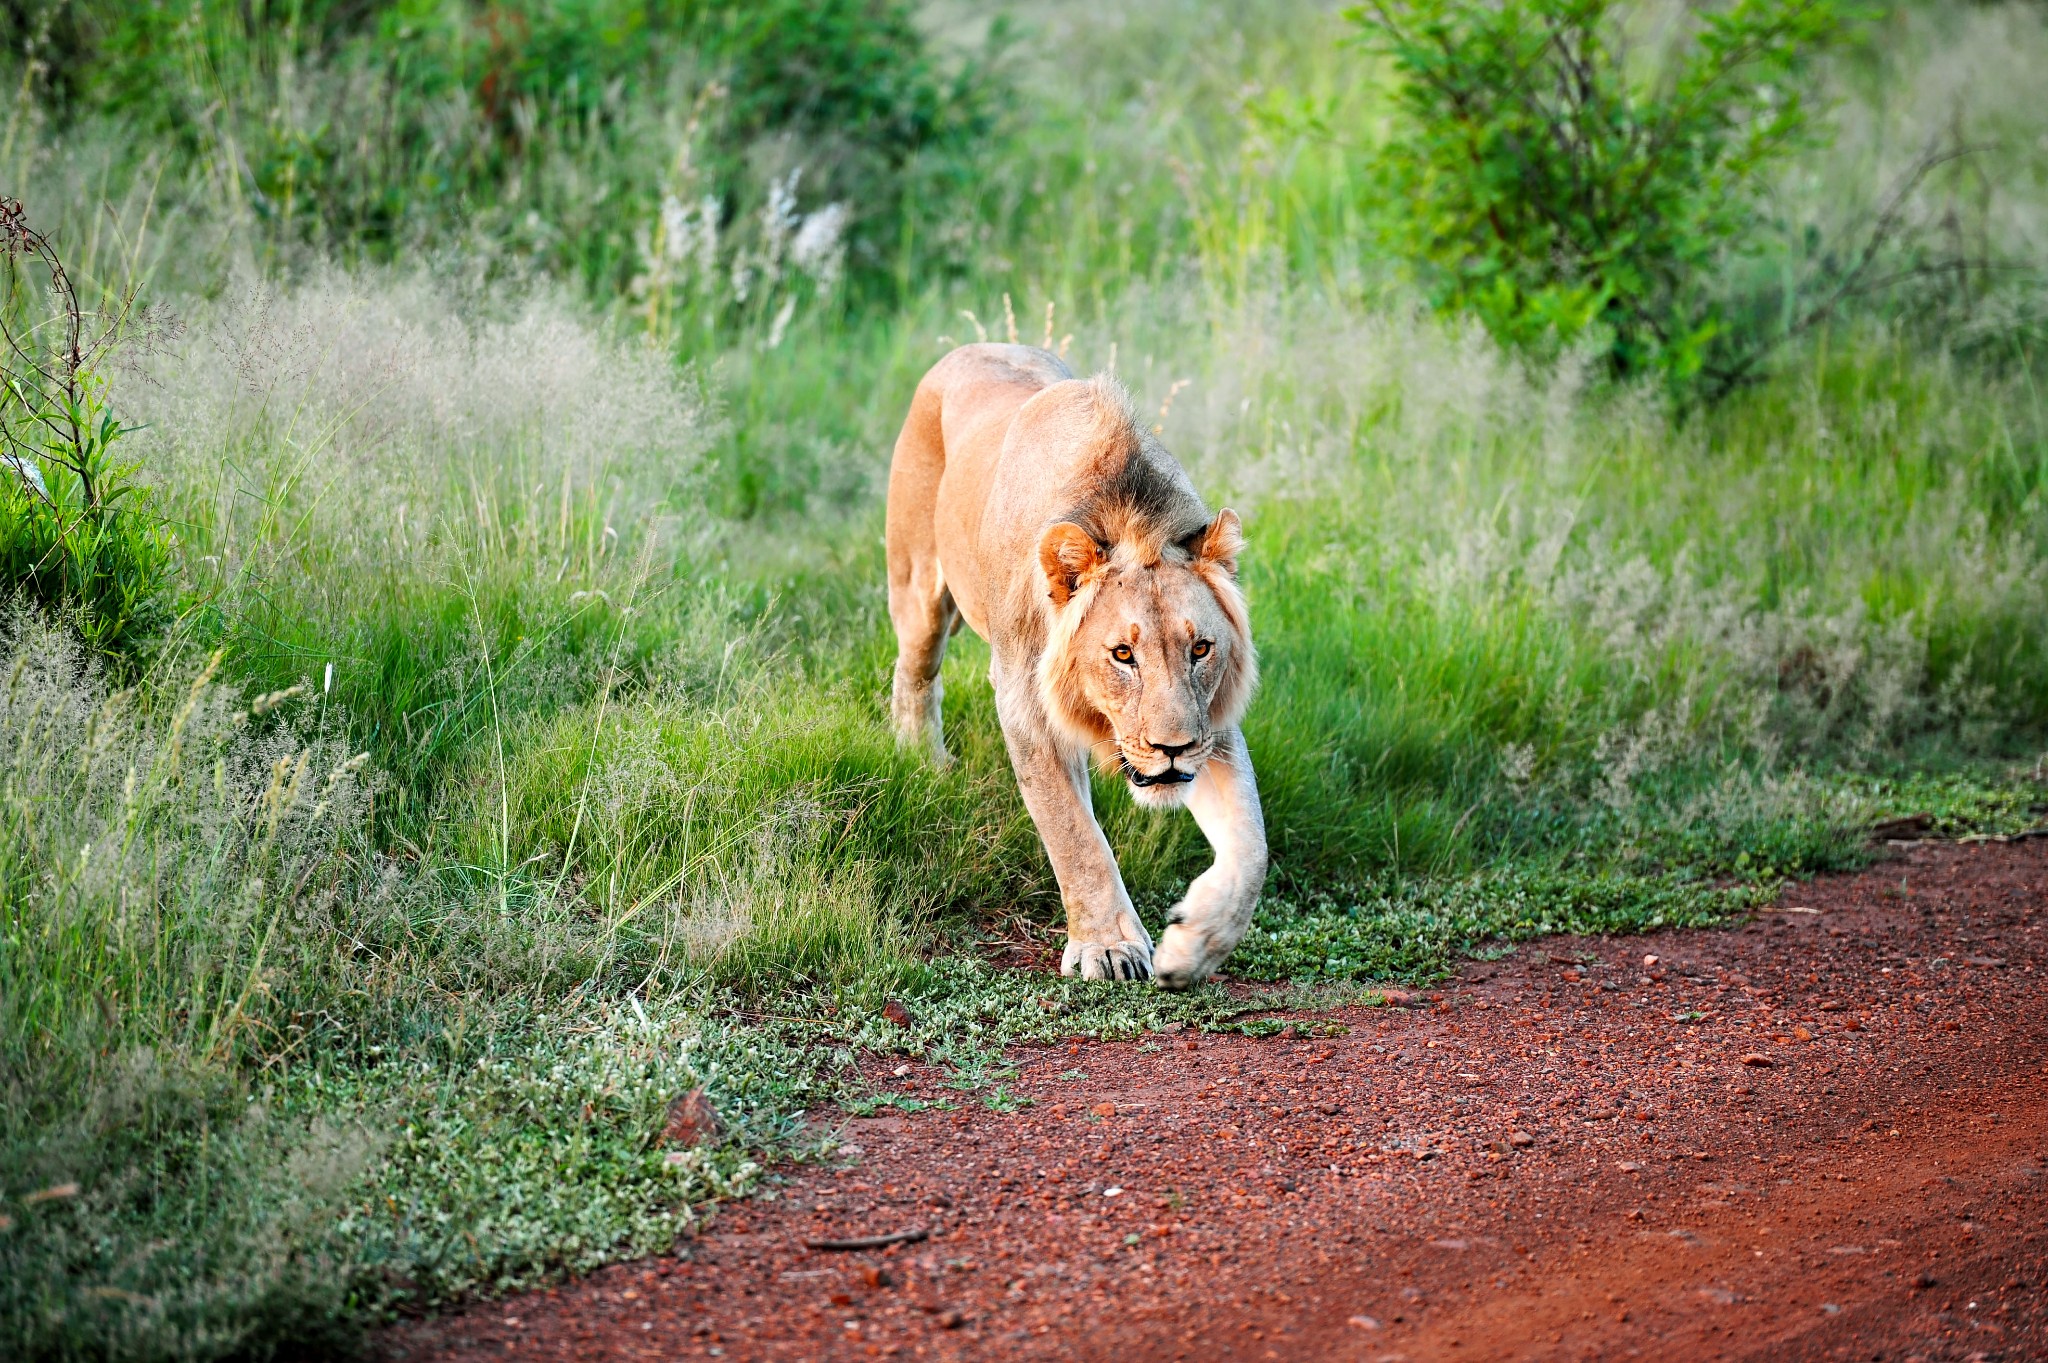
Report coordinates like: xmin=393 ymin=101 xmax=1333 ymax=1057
xmin=885 ymin=344 xmax=1268 ymax=986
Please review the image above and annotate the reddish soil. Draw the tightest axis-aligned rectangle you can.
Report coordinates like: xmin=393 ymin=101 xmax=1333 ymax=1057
xmin=386 ymin=839 xmax=2048 ymax=1363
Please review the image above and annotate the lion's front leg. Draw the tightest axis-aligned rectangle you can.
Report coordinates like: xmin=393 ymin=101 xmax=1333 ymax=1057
xmin=997 ymin=698 xmax=1153 ymax=982
xmin=1153 ymin=727 xmax=1266 ymax=990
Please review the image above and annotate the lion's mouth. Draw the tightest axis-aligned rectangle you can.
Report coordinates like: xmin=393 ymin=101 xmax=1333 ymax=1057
xmin=1128 ymin=766 xmax=1196 ymax=787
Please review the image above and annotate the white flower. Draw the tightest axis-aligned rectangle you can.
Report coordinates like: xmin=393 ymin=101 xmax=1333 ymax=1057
xmin=764 ymin=296 xmax=796 ymax=350
xmin=659 ymin=192 xmax=691 ymax=263
xmin=758 ymin=169 xmax=803 ymax=283
xmin=791 ymin=203 xmax=848 ymax=289
xmin=691 ymin=194 xmax=720 ymax=291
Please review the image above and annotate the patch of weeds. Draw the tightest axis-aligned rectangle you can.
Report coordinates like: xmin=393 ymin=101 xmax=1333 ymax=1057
xmin=761 ymin=954 xmax=1310 ymax=1060
xmin=1262 ymin=1019 xmax=1352 ymax=1038
xmin=981 ymin=1086 xmax=1033 ymax=1113
xmin=1849 ymin=768 xmax=2048 ymax=837
xmin=928 ymin=1046 xmax=1018 ymax=1093
xmin=311 ymin=1000 xmax=841 ymax=1314
xmin=1233 ymin=867 xmax=1773 ymax=983
xmin=842 ymin=1092 xmax=947 ymax=1115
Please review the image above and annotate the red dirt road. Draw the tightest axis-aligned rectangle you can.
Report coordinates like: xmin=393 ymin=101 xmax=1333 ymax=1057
xmin=387 ymin=839 xmax=2048 ymax=1362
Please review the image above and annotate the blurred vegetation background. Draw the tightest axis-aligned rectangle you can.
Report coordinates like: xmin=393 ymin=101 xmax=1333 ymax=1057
xmin=1 ymin=0 xmax=2044 ymax=1357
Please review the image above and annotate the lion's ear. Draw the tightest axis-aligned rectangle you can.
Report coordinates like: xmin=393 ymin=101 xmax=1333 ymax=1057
xmin=1191 ymin=508 xmax=1245 ymax=576
xmin=1038 ymin=521 xmax=1104 ymax=607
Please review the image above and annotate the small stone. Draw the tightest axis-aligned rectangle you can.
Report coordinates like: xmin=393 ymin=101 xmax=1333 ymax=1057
xmin=1642 ymin=954 xmax=1660 ymax=969
xmin=1507 ymin=1130 xmax=1535 ymax=1148
xmin=1793 ymin=1026 xmax=1813 ymax=1041
xmin=938 ymin=1310 xmax=965 ymax=1329
xmin=1740 ymin=1053 xmax=1774 ymax=1067
xmin=1091 ymin=1101 xmax=1116 ymax=1118
xmin=1348 ymin=1315 xmax=1381 ymax=1330
xmin=662 ymin=1088 xmax=721 ymax=1147
xmin=882 ymin=999 xmax=914 ymax=1027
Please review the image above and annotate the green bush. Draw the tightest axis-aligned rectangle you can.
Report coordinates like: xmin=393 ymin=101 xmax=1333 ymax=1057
xmin=0 ymin=472 xmax=169 ymax=664
xmin=0 ymin=205 xmax=171 ymax=663
xmin=1349 ymin=0 xmax=1845 ymax=390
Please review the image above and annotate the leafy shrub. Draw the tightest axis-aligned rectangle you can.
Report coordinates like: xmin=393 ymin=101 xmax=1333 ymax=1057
xmin=0 ymin=200 xmax=171 ymax=662
xmin=1349 ymin=0 xmax=1845 ymax=391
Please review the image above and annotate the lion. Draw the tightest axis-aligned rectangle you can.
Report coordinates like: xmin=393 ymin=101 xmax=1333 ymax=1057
xmin=885 ymin=343 xmax=1266 ymax=987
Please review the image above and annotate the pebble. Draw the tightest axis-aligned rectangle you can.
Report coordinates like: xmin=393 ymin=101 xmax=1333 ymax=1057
xmin=1740 ymin=1053 xmax=1775 ymax=1067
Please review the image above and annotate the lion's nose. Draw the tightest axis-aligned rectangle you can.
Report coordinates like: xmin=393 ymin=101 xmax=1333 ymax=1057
xmin=1152 ymin=739 xmax=1196 ymax=759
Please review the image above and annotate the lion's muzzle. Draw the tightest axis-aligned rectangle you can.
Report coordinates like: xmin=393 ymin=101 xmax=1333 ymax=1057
xmin=1120 ymin=736 xmax=1213 ymax=794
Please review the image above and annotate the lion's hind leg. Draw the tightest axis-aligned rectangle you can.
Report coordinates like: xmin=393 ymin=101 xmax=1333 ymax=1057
xmin=885 ymin=381 xmax=957 ymax=766
xmin=888 ymin=565 xmax=956 ymax=765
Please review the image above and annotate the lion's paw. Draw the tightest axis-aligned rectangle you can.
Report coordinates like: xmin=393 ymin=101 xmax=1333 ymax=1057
xmin=1061 ymin=936 xmax=1153 ymax=982
xmin=1151 ymin=922 xmax=1225 ymax=991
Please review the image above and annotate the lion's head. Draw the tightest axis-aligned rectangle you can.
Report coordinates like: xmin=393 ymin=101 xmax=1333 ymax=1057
xmin=1035 ymin=507 xmax=1256 ymax=808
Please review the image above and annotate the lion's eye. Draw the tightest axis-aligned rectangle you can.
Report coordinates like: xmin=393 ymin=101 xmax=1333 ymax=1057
xmin=1111 ymin=644 xmax=1135 ymax=665
xmin=1191 ymin=640 xmax=1212 ymax=660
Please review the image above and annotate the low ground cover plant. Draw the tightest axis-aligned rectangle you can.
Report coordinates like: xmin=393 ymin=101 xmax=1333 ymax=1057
xmin=2 ymin=1 xmax=2045 ymax=1358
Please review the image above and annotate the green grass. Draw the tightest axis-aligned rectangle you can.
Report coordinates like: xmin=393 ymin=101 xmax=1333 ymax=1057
xmin=3 ymin=1 xmax=2048 ymax=1359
